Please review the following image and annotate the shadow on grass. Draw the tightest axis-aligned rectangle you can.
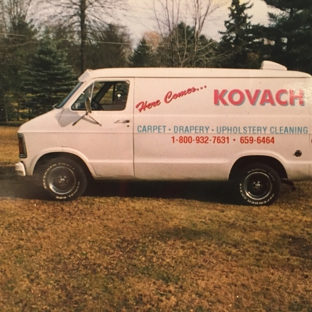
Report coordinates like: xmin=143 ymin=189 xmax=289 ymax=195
xmin=0 ymin=165 xmax=237 ymax=204
xmin=86 ymin=180 xmax=236 ymax=204
xmin=0 ymin=166 xmax=45 ymax=200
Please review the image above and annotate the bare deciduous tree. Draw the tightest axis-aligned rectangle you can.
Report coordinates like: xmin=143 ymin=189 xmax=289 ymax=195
xmin=151 ymin=0 xmax=228 ymax=67
xmin=6 ymin=0 xmax=33 ymax=18
xmin=0 ymin=0 xmax=35 ymax=32
xmin=43 ymin=0 xmax=127 ymax=72
xmin=191 ymin=0 xmax=224 ymax=59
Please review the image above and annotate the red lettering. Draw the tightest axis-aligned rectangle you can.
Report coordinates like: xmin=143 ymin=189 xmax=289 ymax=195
xmin=276 ymin=89 xmax=288 ymax=106
xmin=164 ymin=91 xmax=173 ymax=103
xmin=245 ymin=89 xmax=261 ymax=106
xmin=136 ymin=100 xmax=161 ymax=112
xmin=137 ymin=85 xmax=205 ymax=112
xmin=164 ymin=87 xmax=197 ymax=103
xmin=228 ymin=89 xmax=245 ymax=105
xmin=214 ymin=88 xmax=305 ymax=107
xmin=214 ymin=90 xmax=228 ymax=105
xmin=260 ymin=90 xmax=275 ymax=105
xmin=290 ymin=90 xmax=305 ymax=106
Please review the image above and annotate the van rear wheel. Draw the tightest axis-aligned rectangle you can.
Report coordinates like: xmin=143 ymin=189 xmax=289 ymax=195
xmin=236 ymin=163 xmax=281 ymax=206
xmin=41 ymin=157 xmax=87 ymax=200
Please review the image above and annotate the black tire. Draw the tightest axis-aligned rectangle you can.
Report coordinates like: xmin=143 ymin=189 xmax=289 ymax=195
xmin=236 ymin=163 xmax=281 ymax=206
xmin=41 ymin=157 xmax=87 ymax=200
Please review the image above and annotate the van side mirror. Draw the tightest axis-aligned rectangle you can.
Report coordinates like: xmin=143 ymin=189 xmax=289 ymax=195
xmin=72 ymin=96 xmax=101 ymax=126
xmin=85 ymin=97 xmax=92 ymax=114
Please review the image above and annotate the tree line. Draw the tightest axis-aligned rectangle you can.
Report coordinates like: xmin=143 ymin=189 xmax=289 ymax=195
xmin=1 ymin=0 xmax=311 ymax=121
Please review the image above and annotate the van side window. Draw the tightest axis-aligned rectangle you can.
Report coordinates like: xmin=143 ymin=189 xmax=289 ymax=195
xmin=72 ymin=81 xmax=129 ymax=111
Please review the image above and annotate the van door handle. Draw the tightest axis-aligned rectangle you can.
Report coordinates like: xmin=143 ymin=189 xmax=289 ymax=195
xmin=115 ymin=119 xmax=130 ymax=124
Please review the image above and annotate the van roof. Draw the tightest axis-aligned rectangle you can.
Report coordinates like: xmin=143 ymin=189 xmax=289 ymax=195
xmin=78 ymin=61 xmax=311 ymax=81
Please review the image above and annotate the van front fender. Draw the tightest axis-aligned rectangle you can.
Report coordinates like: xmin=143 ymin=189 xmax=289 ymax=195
xmin=31 ymin=148 xmax=96 ymax=178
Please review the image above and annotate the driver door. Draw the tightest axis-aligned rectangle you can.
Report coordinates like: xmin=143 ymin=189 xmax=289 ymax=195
xmin=58 ymin=79 xmax=134 ymax=179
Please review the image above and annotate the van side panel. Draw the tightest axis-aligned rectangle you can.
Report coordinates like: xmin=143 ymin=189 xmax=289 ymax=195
xmin=133 ymin=77 xmax=311 ymax=181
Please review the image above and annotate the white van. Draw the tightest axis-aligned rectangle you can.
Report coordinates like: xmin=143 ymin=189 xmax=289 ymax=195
xmin=15 ymin=61 xmax=312 ymax=205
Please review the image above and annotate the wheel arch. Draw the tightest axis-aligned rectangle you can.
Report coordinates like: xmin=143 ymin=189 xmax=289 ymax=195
xmin=229 ymin=156 xmax=287 ymax=181
xmin=34 ymin=152 xmax=93 ymax=180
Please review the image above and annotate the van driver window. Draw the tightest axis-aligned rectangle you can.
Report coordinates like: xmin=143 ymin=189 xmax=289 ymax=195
xmin=72 ymin=81 xmax=129 ymax=111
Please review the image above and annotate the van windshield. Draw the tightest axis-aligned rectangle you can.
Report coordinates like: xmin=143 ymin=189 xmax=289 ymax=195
xmin=54 ymin=82 xmax=83 ymax=109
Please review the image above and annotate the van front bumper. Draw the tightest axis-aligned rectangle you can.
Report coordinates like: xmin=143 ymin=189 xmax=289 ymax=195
xmin=15 ymin=162 xmax=26 ymax=176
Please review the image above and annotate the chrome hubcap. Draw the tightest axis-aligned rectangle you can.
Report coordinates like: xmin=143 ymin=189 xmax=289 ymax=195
xmin=243 ymin=172 xmax=273 ymax=201
xmin=48 ymin=166 xmax=77 ymax=195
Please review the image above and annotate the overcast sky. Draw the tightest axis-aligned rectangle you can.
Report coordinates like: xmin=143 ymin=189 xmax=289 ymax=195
xmin=120 ymin=0 xmax=271 ymax=44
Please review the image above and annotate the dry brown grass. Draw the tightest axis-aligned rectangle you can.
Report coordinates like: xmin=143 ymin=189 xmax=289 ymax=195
xmin=0 ymin=126 xmax=19 ymax=177
xmin=0 ymin=126 xmax=312 ymax=311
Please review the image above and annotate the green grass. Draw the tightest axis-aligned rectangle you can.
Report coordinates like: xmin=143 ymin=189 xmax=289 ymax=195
xmin=0 ymin=126 xmax=312 ymax=311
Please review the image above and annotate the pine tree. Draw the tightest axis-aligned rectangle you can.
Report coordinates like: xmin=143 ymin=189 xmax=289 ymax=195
xmin=262 ymin=0 xmax=312 ymax=73
xmin=0 ymin=16 xmax=38 ymax=121
xmin=85 ymin=23 xmax=131 ymax=69
xmin=129 ymin=38 xmax=157 ymax=67
xmin=218 ymin=0 xmax=254 ymax=68
xmin=22 ymin=36 xmax=77 ymax=119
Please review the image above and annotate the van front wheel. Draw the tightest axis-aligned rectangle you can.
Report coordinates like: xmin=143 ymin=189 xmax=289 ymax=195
xmin=41 ymin=157 xmax=87 ymax=200
xmin=237 ymin=163 xmax=281 ymax=206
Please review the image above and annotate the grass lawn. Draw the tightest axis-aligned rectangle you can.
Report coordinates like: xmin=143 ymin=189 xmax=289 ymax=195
xmin=0 ymin=126 xmax=312 ymax=311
